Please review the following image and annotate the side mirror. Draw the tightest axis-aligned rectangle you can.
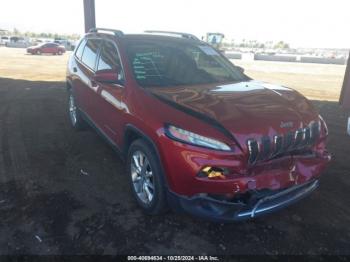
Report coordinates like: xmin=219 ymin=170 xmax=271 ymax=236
xmin=236 ymin=66 xmax=244 ymax=73
xmin=93 ymin=67 xmax=123 ymax=85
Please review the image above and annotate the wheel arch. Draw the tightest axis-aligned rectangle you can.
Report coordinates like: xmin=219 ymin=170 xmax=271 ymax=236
xmin=123 ymin=124 xmax=169 ymax=188
xmin=123 ymin=124 xmax=158 ymax=157
xmin=66 ymin=79 xmax=73 ymax=91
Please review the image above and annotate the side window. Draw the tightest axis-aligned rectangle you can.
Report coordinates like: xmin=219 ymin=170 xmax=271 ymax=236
xmin=97 ymin=41 xmax=122 ymax=72
xmin=81 ymin=39 xmax=101 ymax=70
xmin=75 ymin=39 xmax=86 ymax=60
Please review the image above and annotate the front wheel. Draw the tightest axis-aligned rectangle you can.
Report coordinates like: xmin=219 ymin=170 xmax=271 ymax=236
xmin=127 ymin=139 xmax=168 ymax=215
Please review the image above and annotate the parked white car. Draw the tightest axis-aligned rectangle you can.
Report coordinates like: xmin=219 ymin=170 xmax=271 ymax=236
xmin=0 ymin=36 xmax=10 ymax=46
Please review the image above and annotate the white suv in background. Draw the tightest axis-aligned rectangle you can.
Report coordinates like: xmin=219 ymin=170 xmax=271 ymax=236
xmin=0 ymin=36 xmax=10 ymax=46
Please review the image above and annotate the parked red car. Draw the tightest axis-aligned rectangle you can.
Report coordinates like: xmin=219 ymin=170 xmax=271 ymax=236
xmin=66 ymin=28 xmax=330 ymax=222
xmin=27 ymin=42 xmax=65 ymax=55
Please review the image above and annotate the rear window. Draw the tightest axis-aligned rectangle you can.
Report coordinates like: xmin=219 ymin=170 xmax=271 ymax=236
xmin=81 ymin=39 xmax=101 ymax=70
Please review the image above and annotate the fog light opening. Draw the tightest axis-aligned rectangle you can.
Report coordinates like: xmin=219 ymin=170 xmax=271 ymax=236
xmin=199 ymin=166 xmax=226 ymax=179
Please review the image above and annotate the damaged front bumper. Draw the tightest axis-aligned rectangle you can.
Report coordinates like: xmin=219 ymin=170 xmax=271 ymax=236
xmin=168 ymin=179 xmax=319 ymax=222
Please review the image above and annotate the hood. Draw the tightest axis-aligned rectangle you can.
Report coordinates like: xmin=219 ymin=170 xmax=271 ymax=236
xmin=148 ymin=81 xmax=319 ymax=143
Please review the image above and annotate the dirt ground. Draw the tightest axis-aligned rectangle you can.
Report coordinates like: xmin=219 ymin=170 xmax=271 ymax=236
xmin=0 ymin=47 xmax=350 ymax=255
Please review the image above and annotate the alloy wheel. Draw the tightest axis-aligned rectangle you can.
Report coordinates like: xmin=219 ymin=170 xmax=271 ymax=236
xmin=130 ymin=150 xmax=155 ymax=205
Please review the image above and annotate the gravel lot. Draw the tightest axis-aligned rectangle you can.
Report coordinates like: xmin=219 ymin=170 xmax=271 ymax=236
xmin=0 ymin=47 xmax=350 ymax=255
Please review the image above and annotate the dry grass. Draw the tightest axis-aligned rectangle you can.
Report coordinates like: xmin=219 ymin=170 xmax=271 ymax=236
xmin=232 ymin=59 xmax=346 ymax=101
xmin=0 ymin=46 xmax=70 ymax=82
xmin=0 ymin=47 xmax=346 ymax=101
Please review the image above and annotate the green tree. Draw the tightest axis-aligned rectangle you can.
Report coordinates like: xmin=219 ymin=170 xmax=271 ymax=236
xmin=274 ymin=41 xmax=290 ymax=49
xmin=13 ymin=27 xmax=20 ymax=36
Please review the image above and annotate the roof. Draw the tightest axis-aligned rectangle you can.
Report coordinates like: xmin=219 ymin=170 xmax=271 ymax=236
xmin=86 ymin=28 xmax=202 ymax=44
xmin=123 ymin=34 xmax=203 ymax=44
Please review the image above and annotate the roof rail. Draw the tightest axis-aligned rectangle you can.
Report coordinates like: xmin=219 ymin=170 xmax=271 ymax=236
xmin=144 ymin=30 xmax=199 ymax=41
xmin=88 ymin=28 xmax=124 ymax=37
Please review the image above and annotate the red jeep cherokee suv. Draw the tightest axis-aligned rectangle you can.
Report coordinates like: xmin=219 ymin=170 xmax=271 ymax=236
xmin=66 ymin=28 xmax=330 ymax=222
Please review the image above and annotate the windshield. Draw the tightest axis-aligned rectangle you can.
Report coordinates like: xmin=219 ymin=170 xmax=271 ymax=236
xmin=125 ymin=39 xmax=248 ymax=87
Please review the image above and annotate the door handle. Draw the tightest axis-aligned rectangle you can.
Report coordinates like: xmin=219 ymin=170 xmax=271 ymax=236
xmin=91 ymin=80 xmax=97 ymax=87
xmin=90 ymin=80 xmax=99 ymax=90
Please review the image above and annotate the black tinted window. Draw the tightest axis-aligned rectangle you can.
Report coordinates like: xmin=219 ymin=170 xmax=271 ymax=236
xmin=81 ymin=39 xmax=101 ymax=69
xmin=97 ymin=41 xmax=122 ymax=71
xmin=75 ymin=39 xmax=86 ymax=60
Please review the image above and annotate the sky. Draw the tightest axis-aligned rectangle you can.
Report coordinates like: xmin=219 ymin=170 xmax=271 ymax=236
xmin=1 ymin=0 xmax=349 ymax=48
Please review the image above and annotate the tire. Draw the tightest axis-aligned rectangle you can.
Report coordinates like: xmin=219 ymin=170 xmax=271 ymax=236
xmin=68 ymin=89 xmax=85 ymax=130
xmin=36 ymin=50 xmax=41 ymax=55
xmin=58 ymin=50 xmax=63 ymax=55
xmin=127 ymin=139 xmax=168 ymax=215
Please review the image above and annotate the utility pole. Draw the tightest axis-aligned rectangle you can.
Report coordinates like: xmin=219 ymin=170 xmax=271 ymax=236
xmin=339 ymin=51 xmax=350 ymax=135
xmin=83 ymin=0 xmax=96 ymax=33
xmin=340 ymin=52 xmax=350 ymax=108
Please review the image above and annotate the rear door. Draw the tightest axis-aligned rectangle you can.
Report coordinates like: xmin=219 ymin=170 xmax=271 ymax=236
xmin=70 ymin=39 xmax=87 ymax=111
xmin=75 ymin=38 xmax=102 ymax=122
xmin=93 ymin=40 xmax=126 ymax=146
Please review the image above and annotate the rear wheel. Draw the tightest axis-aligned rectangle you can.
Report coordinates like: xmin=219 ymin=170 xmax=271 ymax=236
xmin=68 ymin=90 xmax=85 ymax=130
xmin=127 ymin=139 xmax=168 ymax=215
xmin=58 ymin=50 xmax=63 ymax=55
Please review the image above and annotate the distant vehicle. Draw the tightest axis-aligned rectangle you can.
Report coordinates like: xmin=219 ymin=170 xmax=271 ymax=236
xmin=6 ymin=36 xmax=30 ymax=48
xmin=0 ymin=36 xmax=10 ymax=46
xmin=54 ymin=38 xmax=76 ymax=51
xmin=27 ymin=42 xmax=66 ymax=55
xmin=206 ymin=32 xmax=225 ymax=51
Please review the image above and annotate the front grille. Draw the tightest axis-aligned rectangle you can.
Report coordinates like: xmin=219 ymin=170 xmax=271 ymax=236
xmin=247 ymin=122 xmax=320 ymax=165
xmin=273 ymin=135 xmax=283 ymax=155
xmin=247 ymin=140 xmax=259 ymax=164
xmin=303 ymin=127 xmax=311 ymax=146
